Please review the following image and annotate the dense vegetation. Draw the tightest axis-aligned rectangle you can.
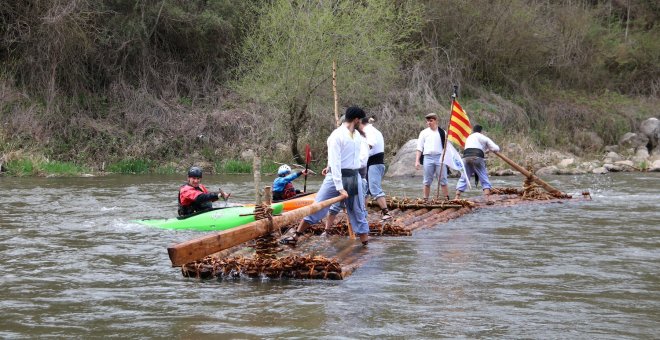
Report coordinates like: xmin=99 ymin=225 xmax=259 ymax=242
xmin=0 ymin=0 xmax=657 ymax=175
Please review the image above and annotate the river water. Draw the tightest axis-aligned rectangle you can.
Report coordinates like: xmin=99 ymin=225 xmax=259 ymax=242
xmin=0 ymin=172 xmax=658 ymax=338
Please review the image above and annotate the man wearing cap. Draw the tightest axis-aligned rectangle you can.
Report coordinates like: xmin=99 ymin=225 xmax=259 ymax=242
xmin=415 ymin=113 xmax=450 ymax=201
xmin=454 ymin=124 xmax=500 ymax=200
xmin=280 ymin=106 xmax=370 ymax=246
xmin=178 ymin=166 xmax=230 ymax=217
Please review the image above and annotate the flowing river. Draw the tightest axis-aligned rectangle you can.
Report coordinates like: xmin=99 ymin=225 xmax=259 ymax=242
xmin=0 ymin=172 xmax=658 ymax=338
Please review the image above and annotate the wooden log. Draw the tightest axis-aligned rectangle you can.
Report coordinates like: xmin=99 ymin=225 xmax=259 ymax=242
xmin=167 ymin=195 xmax=345 ymax=267
xmin=493 ymin=151 xmax=562 ymax=195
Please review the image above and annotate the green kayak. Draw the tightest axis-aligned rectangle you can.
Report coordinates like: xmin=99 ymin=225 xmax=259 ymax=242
xmin=135 ymin=203 xmax=284 ymax=231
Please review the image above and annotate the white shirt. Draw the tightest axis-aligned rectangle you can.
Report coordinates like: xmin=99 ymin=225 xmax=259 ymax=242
xmin=363 ymin=124 xmax=385 ymax=156
xmin=416 ymin=127 xmax=444 ymax=155
xmin=327 ymin=124 xmax=364 ymax=191
xmin=464 ymin=132 xmax=500 ymax=152
xmin=360 ymin=138 xmax=369 ymax=169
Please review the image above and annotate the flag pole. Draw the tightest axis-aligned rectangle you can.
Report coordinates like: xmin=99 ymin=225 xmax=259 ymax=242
xmin=436 ymin=85 xmax=458 ymax=200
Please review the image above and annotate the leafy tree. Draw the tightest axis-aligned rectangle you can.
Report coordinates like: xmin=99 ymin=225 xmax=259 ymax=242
xmin=233 ymin=0 xmax=421 ymax=163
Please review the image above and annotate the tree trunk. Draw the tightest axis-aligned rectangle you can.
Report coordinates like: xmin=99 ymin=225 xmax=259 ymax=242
xmin=288 ymin=98 xmax=309 ymax=164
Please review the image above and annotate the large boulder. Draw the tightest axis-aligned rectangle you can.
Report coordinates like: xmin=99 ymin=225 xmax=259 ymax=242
xmin=558 ymin=158 xmax=575 ymax=168
xmin=604 ymin=151 xmax=622 ymax=163
xmin=619 ymin=132 xmax=649 ymax=152
xmin=649 ymin=159 xmax=660 ymax=172
xmin=386 ymin=139 xmax=422 ymax=177
xmin=639 ymin=117 xmax=660 ymax=153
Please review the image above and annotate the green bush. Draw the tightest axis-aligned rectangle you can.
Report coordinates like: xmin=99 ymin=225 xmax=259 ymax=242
xmin=107 ymin=159 xmax=152 ymax=174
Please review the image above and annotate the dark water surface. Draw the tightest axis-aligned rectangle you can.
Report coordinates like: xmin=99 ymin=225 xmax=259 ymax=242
xmin=1 ymin=173 xmax=658 ymax=338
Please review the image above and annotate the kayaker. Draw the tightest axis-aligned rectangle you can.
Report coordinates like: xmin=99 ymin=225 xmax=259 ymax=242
xmin=178 ymin=166 xmax=231 ymax=217
xmin=415 ymin=112 xmax=450 ymax=201
xmin=272 ymin=164 xmax=308 ymax=201
xmin=280 ymin=106 xmax=370 ymax=246
xmin=454 ymin=124 xmax=500 ymax=201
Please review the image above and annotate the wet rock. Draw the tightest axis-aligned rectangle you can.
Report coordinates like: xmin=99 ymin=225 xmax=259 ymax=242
xmin=649 ymin=160 xmax=660 ymax=172
xmin=495 ymin=169 xmax=516 ymax=176
xmin=604 ymin=163 xmax=622 ymax=172
xmin=592 ymin=167 xmax=608 ymax=174
xmin=558 ymin=158 xmax=575 ymax=168
xmin=536 ymin=165 xmax=559 ymax=176
xmin=614 ymin=160 xmax=636 ymax=171
xmin=578 ymin=161 xmax=599 ymax=172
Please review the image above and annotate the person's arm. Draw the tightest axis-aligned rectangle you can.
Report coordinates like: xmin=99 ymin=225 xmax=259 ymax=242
xmin=415 ymin=131 xmax=425 ymax=169
xmin=194 ymin=192 xmax=218 ymax=204
xmin=328 ymin=132 xmax=343 ymax=191
xmin=483 ymin=135 xmax=500 ymax=153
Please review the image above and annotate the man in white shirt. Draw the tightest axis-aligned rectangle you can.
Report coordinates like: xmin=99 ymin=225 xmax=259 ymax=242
xmin=415 ymin=113 xmax=449 ymax=201
xmin=454 ymin=124 xmax=500 ymax=200
xmin=280 ymin=107 xmax=370 ymax=246
xmin=361 ymin=116 xmax=391 ymax=220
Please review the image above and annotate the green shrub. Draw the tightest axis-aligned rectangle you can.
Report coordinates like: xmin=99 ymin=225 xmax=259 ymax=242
xmin=41 ymin=161 xmax=87 ymax=175
xmin=107 ymin=159 xmax=152 ymax=174
xmin=5 ymin=159 xmax=36 ymax=176
xmin=216 ymin=159 xmax=251 ymax=174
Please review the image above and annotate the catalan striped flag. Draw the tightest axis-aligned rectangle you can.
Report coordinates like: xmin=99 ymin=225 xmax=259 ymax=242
xmin=447 ymin=100 xmax=472 ymax=147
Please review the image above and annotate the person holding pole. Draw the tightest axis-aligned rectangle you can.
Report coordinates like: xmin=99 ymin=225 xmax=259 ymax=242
xmin=454 ymin=124 xmax=500 ymax=200
xmin=280 ymin=106 xmax=370 ymax=246
xmin=415 ymin=113 xmax=449 ymax=201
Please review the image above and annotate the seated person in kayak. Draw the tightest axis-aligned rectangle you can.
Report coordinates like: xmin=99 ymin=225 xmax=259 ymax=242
xmin=272 ymin=164 xmax=308 ymax=201
xmin=178 ymin=166 xmax=230 ymax=217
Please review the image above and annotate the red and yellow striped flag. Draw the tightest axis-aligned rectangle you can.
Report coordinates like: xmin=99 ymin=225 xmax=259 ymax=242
xmin=447 ymin=100 xmax=472 ymax=147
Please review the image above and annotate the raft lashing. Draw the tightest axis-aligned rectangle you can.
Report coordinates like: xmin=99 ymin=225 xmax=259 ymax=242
xmin=176 ymin=178 xmax=591 ymax=280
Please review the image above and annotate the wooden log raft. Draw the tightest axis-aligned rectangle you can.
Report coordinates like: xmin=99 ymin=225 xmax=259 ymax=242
xmin=167 ymin=195 xmax=345 ymax=267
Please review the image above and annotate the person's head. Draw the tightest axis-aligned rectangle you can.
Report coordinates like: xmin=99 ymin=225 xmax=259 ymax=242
xmin=473 ymin=124 xmax=483 ymax=133
xmin=278 ymin=164 xmax=291 ymax=177
xmin=187 ymin=166 xmax=203 ymax=187
xmin=345 ymin=106 xmax=366 ymax=124
xmin=425 ymin=113 xmax=438 ymax=128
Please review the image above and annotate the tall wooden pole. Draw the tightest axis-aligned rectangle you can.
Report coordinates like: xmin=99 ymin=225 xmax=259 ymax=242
xmin=333 ymin=60 xmax=340 ymax=127
xmin=331 ymin=60 xmax=355 ymax=240
xmin=253 ymin=155 xmax=262 ymax=205
xmin=437 ymin=86 xmax=458 ymax=199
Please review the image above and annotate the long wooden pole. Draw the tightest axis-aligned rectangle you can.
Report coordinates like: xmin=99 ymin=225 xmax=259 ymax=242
xmin=167 ymin=195 xmax=345 ymax=267
xmin=332 ymin=60 xmax=356 ymax=240
xmin=333 ymin=60 xmax=340 ymax=127
xmin=437 ymin=85 xmax=458 ymax=199
xmin=493 ymin=151 xmax=562 ymax=195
